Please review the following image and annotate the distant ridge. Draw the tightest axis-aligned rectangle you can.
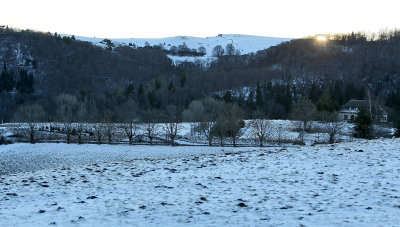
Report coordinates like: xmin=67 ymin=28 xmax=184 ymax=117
xmin=74 ymin=34 xmax=291 ymax=57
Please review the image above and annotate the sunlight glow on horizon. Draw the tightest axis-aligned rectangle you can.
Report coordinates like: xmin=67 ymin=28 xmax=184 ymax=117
xmin=1 ymin=0 xmax=399 ymax=39
xmin=316 ymin=35 xmax=327 ymax=41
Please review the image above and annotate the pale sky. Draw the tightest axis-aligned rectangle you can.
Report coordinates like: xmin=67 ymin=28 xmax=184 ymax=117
xmin=1 ymin=0 xmax=399 ymax=38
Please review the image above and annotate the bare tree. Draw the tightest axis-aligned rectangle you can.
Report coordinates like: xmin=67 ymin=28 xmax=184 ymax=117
xmin=289 ymin=97 xmax=316 ymax=142
xmin=163 ymin=105 xmax=181 ymax=146
xmin=14 ymin=103 xmax=46 ymax=143
xmin=225 ymin=43 xmax=235 ymax=56
xmin=86 ymin=105 xmax=100 ymax=144
xmin=169 ymin=46 xmax=178 ymax=55
xmin=76 ymin=102 xmax=89 ymax=144
xmin=144 ymin=122 xmax=158 ymax=145
xmin=250 ymin=118 xmax=270 ymax=147
xmin=213 ymin=115 xmax=227 ymax=146
xmin=320 ymin=111 xmax=344 ymax=144
xmin=55 ymin=93 xmax=78 ymax=144
xmin=212 ymin=103 xmax=244 ymax=147
xmin=142 ymin=110 xmax=160 ymax=145
xmin=201 ymin=98 xmax=225 ymax=146
xmin=212 ymin=45 xmax=225 ymax=57
xmin=235 ymin=49 xmax=241 ymax=55
xmin=93 ymin=123 xmax=104 ymax=144
xmin=182 ymin=100 xmax=204 ymax=135
xmin=118 ymin=100 xmax=140 ymax=144
xmin=224 ymin=103 xmax=244 ymax=147
xmin=105 ymin=123 xmax=114 ymax=144
xmin=198 ymin=46 xmax=206 ymax=55
xmin=164 ymin=122 xmax=179 ymax=146
xmin=102 ymin=109 xmax=114 ymax=144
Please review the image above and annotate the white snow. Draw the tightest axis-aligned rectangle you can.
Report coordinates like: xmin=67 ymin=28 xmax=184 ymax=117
xmin=166 ymin=55 xmax=217 ymax=67
xmin=1 ymin=138 xmax=400 ymax=226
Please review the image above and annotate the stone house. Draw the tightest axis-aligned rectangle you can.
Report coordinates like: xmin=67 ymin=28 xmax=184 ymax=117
xmin=338 ymin=99 xmax=388 ymax=123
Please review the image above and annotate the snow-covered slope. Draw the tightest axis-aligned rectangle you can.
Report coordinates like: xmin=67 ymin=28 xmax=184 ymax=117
xmin=75 ymin=34 xmax=291 ymax=65
xmin=77 ymin=34 xmax=290 ymax=56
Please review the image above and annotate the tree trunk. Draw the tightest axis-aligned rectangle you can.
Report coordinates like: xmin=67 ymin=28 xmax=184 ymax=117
xmin=329 ymin=133 xmax=335 ymax=144
xmin=30 ymin=127 xmax=35 ymax=144
xmin=97 ymin=133 xmax=102 ymax=144
xmin=170 ymin=133 xmax=175 ymax=146
xmin=259 ymin=136 xmax=263 ymax=147
xmin=126 ymin=124 xmax=134 ymax=145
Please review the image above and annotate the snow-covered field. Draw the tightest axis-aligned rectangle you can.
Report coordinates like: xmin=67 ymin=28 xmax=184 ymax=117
xmin=0 ymin=143 xmax=252 ymax=175
xmin=1 ymin=139 xmax=400 ymax=226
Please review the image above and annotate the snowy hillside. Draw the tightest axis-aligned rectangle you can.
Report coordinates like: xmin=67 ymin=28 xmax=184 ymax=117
xmin=75 ymin=34 xmax=291 ymax=65
xmin=1 ymin=139 xmax=399 ymax=226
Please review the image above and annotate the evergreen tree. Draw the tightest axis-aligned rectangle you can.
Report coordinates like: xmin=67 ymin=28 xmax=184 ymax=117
xmin=0 ymin=63 xmax=14 ymax=92
xmin=147 ymin=91 xmax=158 ymax=108
xmin=137 ymin=84 xmax=145 ymax=107
xmin=309 ymin=83 xmax=320 ymax=104
xmin=223 ymin=91 xmax=232 ymax=103
xmin=0 ymin=68 xmax=4 ymax=92
xmin=180 ymin=74 xmax=187 ymax=88
xmin=168 ymin=80 xmax=174 ymax=91
xmin=124 ymin=84 xmax=135 ymax=97
xmin=353 ymin=107 xmax=373 ymax=139
xmin=246 ymin=91 xmax=255 ymax=111
xmin=331 ymin=80 xmax=344 ymax=105
xmin=317 ymin=89 xmax=339 ymax=112
xmin=138 ymin=83 xmax=144 ymax=96
xmin=255 ymin=81 xmax=263 ymax=107
xmin=344 ymin=83 xmax=364 ymax=101
xmin=395 ymin=122 xmax=400 ymax=138
xmin=155 ymin=78 xmax=161 ymax=90
xmin=283 ymin=84 xmax=293 ymax=113
xmin=17 ymin=70 xmax=34 ymax=93
xmin=264 ymin=81 xmax=273 ymax=100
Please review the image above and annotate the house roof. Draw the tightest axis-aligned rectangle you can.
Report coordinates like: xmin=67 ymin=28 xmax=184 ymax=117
xmin=342 ymin=100 xmax=368 ymax=109
xmin=341 ymin=99 xmax=388 ymax=115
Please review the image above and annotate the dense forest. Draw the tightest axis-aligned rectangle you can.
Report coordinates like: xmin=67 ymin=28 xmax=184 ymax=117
xmin=1 ymin=26 xmax=400 ymax=126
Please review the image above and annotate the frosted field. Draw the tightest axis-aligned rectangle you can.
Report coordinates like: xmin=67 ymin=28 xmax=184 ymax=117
xmin=1 ymin=139 xmax=400 ymax=226
xmin=0 ymin=144 xmax=253 ymax=175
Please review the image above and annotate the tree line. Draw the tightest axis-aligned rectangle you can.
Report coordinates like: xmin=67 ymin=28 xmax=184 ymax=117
xmin=11 ymin=90 xmax=392 ymax=147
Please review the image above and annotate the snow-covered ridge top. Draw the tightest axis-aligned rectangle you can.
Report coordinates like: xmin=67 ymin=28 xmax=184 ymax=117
xmin=73 ymin=34 xmax=292 ymax=57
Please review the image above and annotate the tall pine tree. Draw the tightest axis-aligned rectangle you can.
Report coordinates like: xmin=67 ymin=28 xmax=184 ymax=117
xmin=255 ymin=81 xmax=263 ymax=107
xmin=0 ymin=63 xmax=14 ymax=92
xmin=353 ymin=107 xmax=373 ymax=139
